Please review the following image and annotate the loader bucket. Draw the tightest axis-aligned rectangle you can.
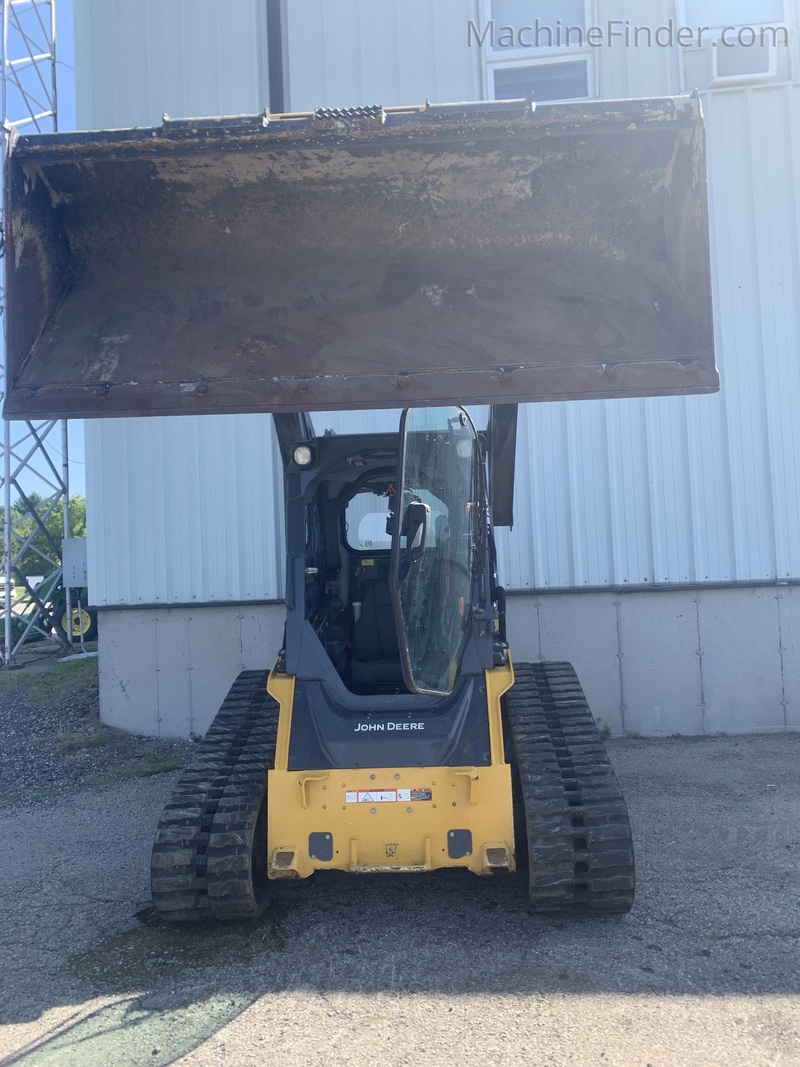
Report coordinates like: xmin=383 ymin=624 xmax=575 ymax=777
xmin=4 ymin=96 xmax=717 ymax=420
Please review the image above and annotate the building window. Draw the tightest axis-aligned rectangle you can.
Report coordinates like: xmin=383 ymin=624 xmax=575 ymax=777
xmin=682 ymin=1 xmax=785 ymax=27
xmin=678 ymin=0 xmax=789 ymax=86
xmin=494 ymin=59 xmax=589 ymax=101
xmin=489 ymin=0 xmax=587 ymax=51
xmin=713 ymin=38 xmax=777 ymax=80
xmin=483 ymin=0 xmax=594 ymax=103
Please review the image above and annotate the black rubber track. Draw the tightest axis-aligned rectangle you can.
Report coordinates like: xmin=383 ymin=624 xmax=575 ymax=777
xmin=505 ymin=662 xmax=635 ymax=915
xmin=151 ymin=670 xmax=279 ymax=923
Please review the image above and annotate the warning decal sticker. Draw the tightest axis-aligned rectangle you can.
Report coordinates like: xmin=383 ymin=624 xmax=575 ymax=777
xmin=346 ymin=790 xmax=397 ymax=804
xmin=345 ymin=788 xmax=433 ymax=804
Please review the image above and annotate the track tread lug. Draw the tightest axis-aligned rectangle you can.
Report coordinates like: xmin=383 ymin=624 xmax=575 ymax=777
xmin=150 ymin=668 xmax=278 ymax=924
xmin=505 ymin=661 xmax=635 ymax=916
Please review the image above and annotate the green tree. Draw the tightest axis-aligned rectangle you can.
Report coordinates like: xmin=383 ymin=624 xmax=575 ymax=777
xmin=0 ymin=494 xmax=87 ymax=582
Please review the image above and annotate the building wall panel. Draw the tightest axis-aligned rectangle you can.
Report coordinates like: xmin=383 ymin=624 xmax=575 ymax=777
xmin=779 ymin=586 xmax=800 ymax=731
xmin=606 ymin=401 xmax=653 ymax=586
xmin=748 ymin=87 xmax=800 ymax=580
xmin=709 ymin=94 xmax=775 ymax=581
xmin=284 ymin=0 xmax=483 ymax=111
xmin=617 ymin=593 xmax=703 ymax=736
xmin=594 ymin=0 xmax=682 ymax=99
xmin=150 ymin=611 xmax=194 ymax=738
xmin=75 ymin=0 xmax=268 ymax=129
xmin=698 ymin=588 xmax=784 ymax=734
xmin=493 ymin=83 xmax=800 ymax=592
xmin=87 ymin=416 xmax=284 ymax=606
xmin=684 ymin=391 xmax=735 ymax=582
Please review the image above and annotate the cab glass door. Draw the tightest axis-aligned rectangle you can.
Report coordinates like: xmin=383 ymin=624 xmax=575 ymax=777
xmin=391 ymin=407 xmax=482 ymax=695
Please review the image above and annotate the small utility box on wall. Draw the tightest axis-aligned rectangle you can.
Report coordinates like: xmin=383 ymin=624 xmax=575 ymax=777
xmin=62 ymin=538 xmax=88 ymax=588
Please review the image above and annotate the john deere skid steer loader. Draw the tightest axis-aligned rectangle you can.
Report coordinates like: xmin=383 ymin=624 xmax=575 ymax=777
xmin=4 ymin=96 xmax=717 ymax=917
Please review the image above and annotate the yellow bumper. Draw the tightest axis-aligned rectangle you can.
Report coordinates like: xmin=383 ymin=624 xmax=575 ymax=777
xmin=267 ymin=762 xmax=515 ymax=878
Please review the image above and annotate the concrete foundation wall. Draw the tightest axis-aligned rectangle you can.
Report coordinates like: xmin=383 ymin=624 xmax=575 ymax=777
xmin=99 ymin=586 xmax=800 ymax=739
xmin=506 ymin=586 xmax=800 ymax=737
xmin=98 ymin=605 xmax=285 ymax=738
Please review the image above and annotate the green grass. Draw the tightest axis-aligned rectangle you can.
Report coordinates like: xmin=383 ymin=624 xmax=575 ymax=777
xmin=70 ymin=913 xmax=283 ymax=987
xmin=85 ymin=751 xmax=191 ymax=787
xmin=0 ymin=654 xmax=99 ymax=710
xmin=55 ymin=728 xmax=109 ymax=752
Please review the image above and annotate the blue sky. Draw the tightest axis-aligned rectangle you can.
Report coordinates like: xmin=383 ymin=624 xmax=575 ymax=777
xmin=56 ymin=0 xmax=76 ymax=131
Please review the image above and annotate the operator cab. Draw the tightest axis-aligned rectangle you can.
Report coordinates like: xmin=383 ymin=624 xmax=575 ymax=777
xmin=282 ymin=406 xmax=504 ymax=702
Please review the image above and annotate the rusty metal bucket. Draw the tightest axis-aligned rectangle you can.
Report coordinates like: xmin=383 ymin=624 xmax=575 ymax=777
xmin=4 ymin=96 xmax=717 ymax=420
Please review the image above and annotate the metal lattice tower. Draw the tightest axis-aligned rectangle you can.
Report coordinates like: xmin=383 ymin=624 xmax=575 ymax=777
xmin=0 ymin=0 xmax=71 ymax=663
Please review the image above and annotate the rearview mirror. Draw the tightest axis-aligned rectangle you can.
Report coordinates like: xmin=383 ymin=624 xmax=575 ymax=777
xmin=405 ymin=501 xmax=430 ymax=564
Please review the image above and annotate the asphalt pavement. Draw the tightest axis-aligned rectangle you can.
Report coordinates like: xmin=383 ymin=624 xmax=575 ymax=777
xmin=1 ymin=734 xmax=799 ymax=1067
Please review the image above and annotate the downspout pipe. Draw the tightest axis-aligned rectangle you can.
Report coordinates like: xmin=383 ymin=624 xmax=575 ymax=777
xmin=266 ymin=0 xmax=285 ymax=114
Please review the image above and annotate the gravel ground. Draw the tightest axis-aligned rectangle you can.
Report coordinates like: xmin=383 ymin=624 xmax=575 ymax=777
xmin=0 ymin=655 xmax=194 ymax=805
xmin=0 ymin=678 xmax=798 ymax=1067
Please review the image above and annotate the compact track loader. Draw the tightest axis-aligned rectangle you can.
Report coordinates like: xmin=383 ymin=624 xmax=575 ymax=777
xmin=3 ymin=96 xmax=717 ymax=917
xmin=148 ymin=405 xmax=637 ymax=919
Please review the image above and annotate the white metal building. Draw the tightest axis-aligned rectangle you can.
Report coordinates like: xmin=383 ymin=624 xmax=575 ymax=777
xmin=76 ymin=0 xmax=800 ymax=738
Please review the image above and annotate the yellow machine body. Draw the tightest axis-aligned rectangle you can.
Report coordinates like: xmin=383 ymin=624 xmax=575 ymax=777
xmin=266 ymin=664 xmax=516 ymax=879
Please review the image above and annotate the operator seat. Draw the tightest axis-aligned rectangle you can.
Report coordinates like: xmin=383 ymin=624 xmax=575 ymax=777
xmin=348 ymin=581 xmax=405 ymax=691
